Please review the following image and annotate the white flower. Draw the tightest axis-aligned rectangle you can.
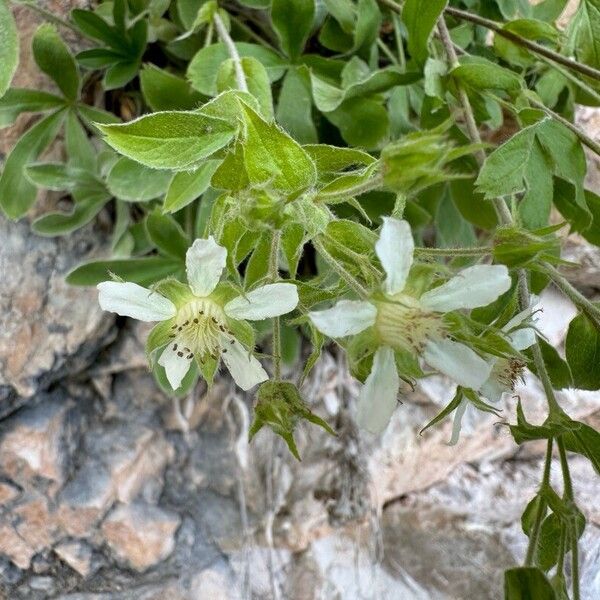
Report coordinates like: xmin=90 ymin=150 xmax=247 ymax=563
xmin=449 ymin=301 xmax=538 ymax=446
xmin=309 ymin=217 xmax=512 ymax=434
xmin=97 ymin=237 xmax=299 ymax=391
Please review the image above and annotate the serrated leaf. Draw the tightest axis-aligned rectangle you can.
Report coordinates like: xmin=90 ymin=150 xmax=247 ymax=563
xmin=241 ymin=103 xmax=317 ymax=193
xmin=98 ymin=111 xmax=237 ymax=170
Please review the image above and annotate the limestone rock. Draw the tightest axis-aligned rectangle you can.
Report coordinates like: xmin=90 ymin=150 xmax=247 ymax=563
xmin=100 ymin=502 xmax=181 ymax=571
xmin=54 ymin=540 xmax=94 ymax=577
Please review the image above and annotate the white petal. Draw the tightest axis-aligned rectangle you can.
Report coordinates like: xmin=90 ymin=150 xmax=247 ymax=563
xmin=503 ymin=304 xmax=538 ymax=350
xmin=356 ymin=346 xmax=400 ymax=434
xmin=221 ymin=337 xmax=268 ymax=391
xmin=448 ymin=397 xmax=469 ymax=446
xmin=97 ymin=281 xmax=176 ymax=321
xmin=224 ymin=283 xmax=299 ymax=321
xmin=423 ymin=338 xmax=492 ymax=389
xmin=480 ymin=374 xmax=507 ymax=403
xmin=375 ymin=217 xmax=414 ymax=296
xmin=158 ymin=343 xmax=192 ymax=390
xmin=309 ymin=300 xmax=376 ymax=338
xmin=420 ymin=265 xmax=511 ymax=312
xmin=186 ymin=236 xmax=227 ymax=297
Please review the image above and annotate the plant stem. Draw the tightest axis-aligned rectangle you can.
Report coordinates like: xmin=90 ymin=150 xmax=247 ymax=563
xmin=391 ymin=12 xmax=406 ymax=70
xmin=525 ymin=438 xmax=553 ymax=566
xmin=214 ymin=12 xmax=249 ymax=92
xmin=270 ymin=230 xmax=282 ymax=380
xmin=538 ymin=56 xmax=600 ymax=105
xmin=444 ymin=6 xmax=600 ymax=83
xmin=528 ymin=98 xmax=600 ymax=157
xmin=543 ymin=263 xmax=600 ymax=331
xmin=414 ymin=246 xmax=492 ymax=257
xmin=377 ymin=39 xmax=400 ymax=67
xmin=558 ymin=437 xmax=580 ymax=600
xmin=313 ymin=237 xmax=370 ymax=299
xmin=318 ymin=173 xmax=384 ymax=201
xmin=230 ymin=14 xmax=277 ymax=50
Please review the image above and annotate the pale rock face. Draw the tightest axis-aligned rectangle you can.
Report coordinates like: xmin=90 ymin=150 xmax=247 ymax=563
xmin=53 ymin=540 xmax=94 ymax=577
xmin=101 ymin=503 xmax=181 ymax=571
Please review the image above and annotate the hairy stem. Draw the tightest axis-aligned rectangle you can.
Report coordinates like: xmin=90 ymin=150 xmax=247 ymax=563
xmin=318 ymin=173 xmax=384 ymax=202
xmin=214 ymin=12 xmax=249 ymax=92
xmin=414 ymin=246 xmax=492 ymax=257
xmin=558 ymin=437 xmax=580 ymax=600
xmin=270 ymin=230 xmax=282 ymax=380
xmin=530 ymin=99 xmax=600 ymax=157
xmin=313 ymin=237 xmax=370 ymax=299
xmin=543 ymin=263 xmax=600 ymax=331
xmin=19 ymin=1 xmax=79 ymax=33
xmin=525 ymin=439 xmax=553 ymax=566
xmin=444 ymin=6 xmax=600 ymax=83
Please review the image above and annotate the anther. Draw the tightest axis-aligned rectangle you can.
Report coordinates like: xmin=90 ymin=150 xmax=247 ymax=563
xmin=193 ymin=318 xmax=199 ymax=324
xmin=177 ymin=351 xmax=184 ymax=357
xmin=173 ymin=344 xmax=178 ymax=350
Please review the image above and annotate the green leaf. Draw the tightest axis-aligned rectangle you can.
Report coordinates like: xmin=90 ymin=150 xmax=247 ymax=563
xmin=0 ymin=109 xmax=66 ymax=219
xmin=535 ymin=514 xmax=561 ymax=570
xmin=25 ymin=162 xmax=100 ymax=191
xmin=0 ymin=88 xmax=65 ymax=128
xmin=531 ymin=336 xmax=572 ymax=390
xmin=494 ymin=19 xmax=559 ymax=67
xmin=32 ymin=194 xmax=109 ymax=236
xmin=65 ymin=110 xmax=96 ymax=171
xmin=353 ymin=0 xmax=381 ymax=53
xmin=0 ymin=0 xmax=18 ymax=99
xmin=403 ymin=0 xmax=448 ymax=64
xmin=107 ymin=156 xmax=173 ymax=202
xmin=569 ymin=0 xmax=600 ymax=70
xmin=565 ymin=309 xmax=600 ymax=390
xmin=311 ymin=68 xmax=419 ymax=112
xmin=325 ymin=96 xmax=389 ymax=149
xmin=304 ymin=143 xmax=375 ymax=173
xmin=187 ymin=42 xmax=286 ymax=96
xmin=504 ymin=567 xmax=556 ymax=599
xmin=97 ymin=110 xmax=237 ymax=170
xmin=276 ymin=66 xmax=317 ymax=144
xmin=103 ymin=59 xmax=143 ymax=91
xmin=419 ymin=387 xmax=464 ymax=435
xmin=452 ymin=58 xmax=523 ymax=92
xmin=71 ymin=8 xmax=128 ymax=50
xmin=146 ymin=210 xmax=189 ymax=260
xmin=163 ymin=161 xmax=220 ymax=213
xmin=140 ymin=64 xmax=205 ymax=111
xmin=249 ymin=380 xmax=335 ymax=460
xmin=241 ymin=103 xmax=317 ymax=193
xmin=67 ymin=256 xmax=183 ymax=286
xmin=271 ymin=0 xmax=315 ymax=61
xmin=217 ymin=56 xmax=273 ymax=120
xmin=32 ymin=24 xmax=80 ymax=101
xmin=563 ymin=422 xmax=600 ymax=475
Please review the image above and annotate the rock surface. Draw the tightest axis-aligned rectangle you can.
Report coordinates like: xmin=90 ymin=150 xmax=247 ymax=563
xmin=0 ymin=2 xmax=599 ymax=599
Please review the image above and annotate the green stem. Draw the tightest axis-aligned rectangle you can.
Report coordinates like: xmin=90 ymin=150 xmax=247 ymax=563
xmin=269 ymin=230 xmax=282 ymax=380
xmin=543 ymin=263 xmax=600 ymax=331
xmin=313 ymin=237 xmax=370 ymax=299
xmin=529 ymin=98 xmax=600 ymax=157
xmin=318 ymin=173 xmax=384 ymax=201
xmin=214 ymin=12 xmax=249 ymax=92
xmin=525 ymin=438 xmax=553 ymax=566
xmin=391 ymin=12 xmax=406 ymax=70
xmin=414 ymin=245 xmax=492 ymax=257
xmin=557 ymin=437 xmax=580 ymax=600
xmin=204 ymin=21 xmax=214 ymax=47
xmin=230 ymin=14 xmax=277 ymax=51
xmin=444 ymin=6 xmax=600 ymax=83
xmin=377 ymin=39 xmax=400 ymax=67
xmin=538 ymin=56 xmax=600 ymax=105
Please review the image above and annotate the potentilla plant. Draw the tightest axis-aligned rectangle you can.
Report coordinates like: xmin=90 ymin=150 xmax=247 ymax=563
xmin=2 ymin=0 xmax=600 ymax=597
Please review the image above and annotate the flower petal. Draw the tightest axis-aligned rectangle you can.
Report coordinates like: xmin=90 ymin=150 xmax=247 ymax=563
xmin=186 ymin=236 xmax=227 ymax=297
xmin=448 ymin=397 xmax=469 ymax=446
xmin=309 ymin=300 xmax=376 ymax=338
xmin=97 ymin=281 xmax=176 ymax=321
xmin=158 ymin=343 xmax=192 ymax=390
xmin=503 ymin=304 xmax=538 ymax=350
xmin=356 ymin=346 xmax=400 ymax=434
xmin=221 ymin=337 xmax=268 ymax=391
xmin=423 ymin=338 xmax=492 ymax=389
xmin=420 ymin=265 xmax=511 ymax=312
xmin=480 ymin=372 xmax=508 ymax=403
xmin=375 ymin=217 xmax=414 ymax=296
xmin=224 ymin=283 xmax=299 ymax=321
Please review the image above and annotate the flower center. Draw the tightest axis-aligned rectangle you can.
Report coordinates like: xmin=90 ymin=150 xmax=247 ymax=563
xmin=167 ymin=298 xmax=230 ymax=361
xmin=375 ymin=294 xmax=445 ymax=353
xmin=493 ymin=358 xmax=526 ymax=392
